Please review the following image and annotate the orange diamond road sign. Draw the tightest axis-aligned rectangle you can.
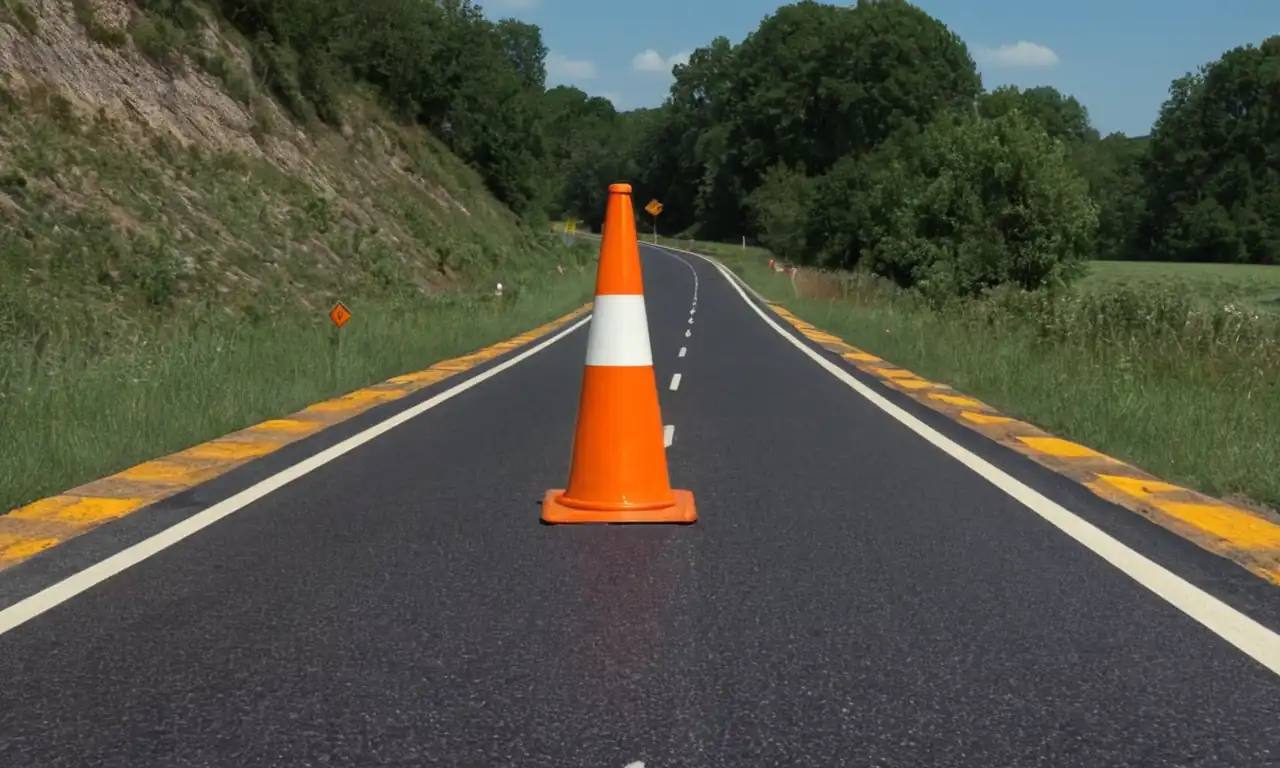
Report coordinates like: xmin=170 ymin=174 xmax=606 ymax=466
xmin=328 ymin=302 xmax=351 ymax=328
xmin=645 ymin=199 xmax=663 ymax=217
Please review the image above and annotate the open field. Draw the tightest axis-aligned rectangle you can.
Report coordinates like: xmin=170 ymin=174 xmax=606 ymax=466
xmin=1079 ymin=261 xmax=1280 ymax=314
xmin=658 ymin=236 xmax=1280 ymax=512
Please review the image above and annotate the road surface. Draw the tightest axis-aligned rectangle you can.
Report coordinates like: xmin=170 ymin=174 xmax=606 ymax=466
xmin=1 ymin=244 xmax=1278 ymax=767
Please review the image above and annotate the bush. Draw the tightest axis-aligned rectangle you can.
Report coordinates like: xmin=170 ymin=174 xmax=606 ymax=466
xmin=745 ymin=164 xmax=816 ymax=263
xmin=820 ymin=110 xmax=1098 ymax=299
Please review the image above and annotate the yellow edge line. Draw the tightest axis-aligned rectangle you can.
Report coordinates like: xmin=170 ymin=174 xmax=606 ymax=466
xmin=780 ymin=306 xmax=1280 ymax=586
xmin=0 ymin=303 xmax=593 ymax=571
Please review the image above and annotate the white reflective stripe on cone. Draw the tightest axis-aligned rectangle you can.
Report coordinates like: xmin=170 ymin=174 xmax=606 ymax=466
xmin=585 ymin=294 xmax=654 ymax=367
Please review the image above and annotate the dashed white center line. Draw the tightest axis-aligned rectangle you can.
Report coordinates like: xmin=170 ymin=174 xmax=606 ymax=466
xmin=688 ymin=317 xmax=694 ymax=324
xmin=669 ymin=373 xmax=682 ymax=391
xmin=685 ymin=329 xmax=691 ymax=337
xmin=678 ymin=346 xmax=687 ymax=357
xmin=663 ymin=425 xmax=674 ymax=447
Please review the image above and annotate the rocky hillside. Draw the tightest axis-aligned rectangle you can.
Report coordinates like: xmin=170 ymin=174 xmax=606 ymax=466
xmin=0 ymin=0 xmax=573 ymax=356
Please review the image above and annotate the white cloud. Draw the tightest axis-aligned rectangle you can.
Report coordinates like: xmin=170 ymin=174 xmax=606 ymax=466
xmin=973 ymin=41 xmax=1060 ymax=69
xmin=631 ymin=49 xmax=692 ymax=74
xmin=546 ymin=51 xmax=597 ymax=81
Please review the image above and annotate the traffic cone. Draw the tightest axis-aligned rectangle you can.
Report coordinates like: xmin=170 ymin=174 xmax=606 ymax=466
xmin=542 ymin=183 xmax=697 ymax=524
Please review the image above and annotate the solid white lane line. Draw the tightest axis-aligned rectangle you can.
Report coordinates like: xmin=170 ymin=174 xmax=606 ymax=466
xmin=678 ymin=347 xmax=687 ymax=358
xmin=669 ymin=373 xmax=682 ymax=391
xmin=0 ymin=315 xmax=594 ymax=637
xmin=663 ymin=425 xmax=675 ymax=447
xmin=663 ymin=242 xmax=1280 ymax=678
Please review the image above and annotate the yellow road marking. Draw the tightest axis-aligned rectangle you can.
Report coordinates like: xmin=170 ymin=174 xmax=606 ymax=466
xmin=843 ymin=352 xmax=882 ymax=363
xmin=1154 ymin=502 xmax=1280 ymax=550
xmin=1017 ymin=436 xmax=1107 ymax=459
xmin=805 ymin=331 xmax=844 ymax=344
xmin=0 ymin=535 xmax=61 ymax=562
xmin=8 ymin=496 xmax=146 ymax=525
xmin=246 ymin=419 xmax=325 ymax=435
xmin=386 ymin=369 xmax=451 ymax=386
xmin=302 ymin=388 xmax=403 ymax=413
xmin=871 ymin=367 xmax=918 ymax=379
xmin=961 ymin=411 xmax=1014 ymax=425
xmin=1096 ymin=474 xmax=1183 ymax=501
xmin=930 ymin=393 xmax=984 ymax=408
xmin=181 ymin=440 xmax=284 ymax=462
xmin=894 ymin=378 xmax=938 ymax=390
xmin=113 ymin=459 xmax=227 ymax=486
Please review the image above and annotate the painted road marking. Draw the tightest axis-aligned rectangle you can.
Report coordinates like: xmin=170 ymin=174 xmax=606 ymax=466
xmin=8 ymin=496 xmax=145 ymax=525
xmin=1018 ymin=436 xmax=1109 ymax=460
xmin=962 ymin=411 xmax=1014 ymax=425
xmin=748 ymin=266 xmax=1280 ymax=588
xmin=669 ymin=373 xmax=682 ymax=391
xmin=679 ymin=347 xmax=687 ymax=358
xmin=930 ymin=393 xmax=985 ymax=408
xmin=673 ymin=245 xmax=1280 ymax=678
xmin=0 ymin=314 xmax=593 ymax=637
xmin=664 ymin=425 xmax=675 ymax=447
xmin=0 ymin=306 xmax=592 ymax=572
xmin=685 ymin=329 xmax=691 ymax=338
xmin=688 ymin=317 xmax=694 ymax=324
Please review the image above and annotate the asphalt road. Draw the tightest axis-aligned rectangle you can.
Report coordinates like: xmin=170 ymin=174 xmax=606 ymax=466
xmin=1 ymin=244 xmax=1278 ymax=767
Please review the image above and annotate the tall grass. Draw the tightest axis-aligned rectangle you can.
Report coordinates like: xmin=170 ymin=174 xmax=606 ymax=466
xmin=691 ymin=241 xmax=1280 ymax=512
xmin=0 ymin=267 xmax=595 ymax=513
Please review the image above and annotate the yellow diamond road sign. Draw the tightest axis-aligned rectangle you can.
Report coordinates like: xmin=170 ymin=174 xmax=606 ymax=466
xmin=645 ymin=199 xmax=663 ymax=217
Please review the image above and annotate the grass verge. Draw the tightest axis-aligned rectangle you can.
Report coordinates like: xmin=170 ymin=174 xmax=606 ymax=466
xmin=0 ymin=266 xmax=595 ymax=513
xmin=661 ymin=236 xmax=1280 ymax=514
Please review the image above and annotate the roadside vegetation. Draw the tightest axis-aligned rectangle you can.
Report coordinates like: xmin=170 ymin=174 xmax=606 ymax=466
xmin=563 ymin=0 xmax=1279 ymax=511
xmin=0 ymin=0 xmax=611 ymax=511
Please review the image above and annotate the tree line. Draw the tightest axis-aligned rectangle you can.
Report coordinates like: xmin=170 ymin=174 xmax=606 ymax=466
xmin=152 ymin=0 xmax=1276 ymax=290
xmin=562 ymin=1 xmax=1279 ymax=296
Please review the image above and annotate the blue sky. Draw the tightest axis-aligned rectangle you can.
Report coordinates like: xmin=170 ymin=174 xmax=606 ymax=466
xmin=483 ymin=0 xmax=1278 ymax=136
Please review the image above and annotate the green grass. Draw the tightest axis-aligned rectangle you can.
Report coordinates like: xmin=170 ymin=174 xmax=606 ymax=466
xmin=0 ymin=269 xmax=594 ymax=512
xmin=662 ymin=236 xmax=1280 ymax=513
xmin=1079 ymin=261 xmax=1280 ymax=314
xmin=0 ymin=70 xmax=599 ymax=512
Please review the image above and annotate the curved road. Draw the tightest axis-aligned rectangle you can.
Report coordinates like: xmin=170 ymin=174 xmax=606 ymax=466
xmin=1 ymin=244 xmax=1278 ymax=766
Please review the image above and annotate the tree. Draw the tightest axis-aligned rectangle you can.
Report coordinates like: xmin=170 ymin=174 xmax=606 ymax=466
xmin=822 ymin=110 xmax=1097 ymax=297
xmin=1141 ymin=36 xmax=1280 ymax=264
xmin=746 ymin=164 xmax=817 ymax=263
xmin=978 ymin=85 xmax=1100 ymax=144
xmin=495 ymin=19 xmax=547 ymax=91
xmin=1073 ymin=133 xmax=1149 ymax=260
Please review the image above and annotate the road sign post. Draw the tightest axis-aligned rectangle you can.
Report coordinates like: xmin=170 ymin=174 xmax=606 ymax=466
xmin=644 ymin=199 xmax=663 ymax=245
xmin=328 ymin=301 xmax=351 ymax=389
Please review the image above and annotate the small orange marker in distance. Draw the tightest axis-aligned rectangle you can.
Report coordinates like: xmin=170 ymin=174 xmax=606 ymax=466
xmin=542 ymin=183 xmax=697 ymax=525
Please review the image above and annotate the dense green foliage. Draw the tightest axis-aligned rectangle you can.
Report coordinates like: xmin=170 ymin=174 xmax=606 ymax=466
xmin=553 ymin=1 xmax=1279 ymax=284
xmin=132 ymin=0 xmax=1278 ymax=275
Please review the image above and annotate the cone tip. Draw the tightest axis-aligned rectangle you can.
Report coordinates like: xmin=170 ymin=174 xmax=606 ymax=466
xmin=608 ymin=183 xmax=632 ymax=195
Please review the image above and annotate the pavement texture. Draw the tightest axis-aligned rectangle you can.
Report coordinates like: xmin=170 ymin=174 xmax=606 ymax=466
xmin=0 ymin=244 xmax=1278 ymax=767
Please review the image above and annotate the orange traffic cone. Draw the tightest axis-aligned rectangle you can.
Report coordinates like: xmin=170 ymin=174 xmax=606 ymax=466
xmin=542 ymin=183 xmax=697 ymax=524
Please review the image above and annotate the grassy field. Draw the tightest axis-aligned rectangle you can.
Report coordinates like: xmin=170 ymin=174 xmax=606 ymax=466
xmin=658 ymin=236 xmax=1280 ymax=513
xmin=0 ymin=271 xmax=594 ymax=513
xmin=1079 ymin=261 xmax=1280 ymax=314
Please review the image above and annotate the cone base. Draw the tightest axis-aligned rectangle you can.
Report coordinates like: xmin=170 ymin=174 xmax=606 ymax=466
xmin=540 ymin=489 xmax=697 ymax=524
